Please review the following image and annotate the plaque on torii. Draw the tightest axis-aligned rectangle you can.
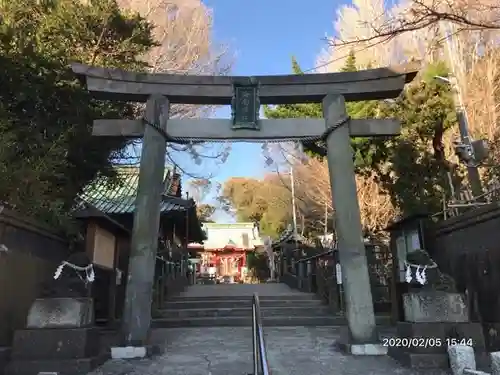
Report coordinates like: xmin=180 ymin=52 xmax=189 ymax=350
xmin=71 ymin=62 xmax=419 ymax=350
xmin=231 ymin=78 xmax=260 ymax=131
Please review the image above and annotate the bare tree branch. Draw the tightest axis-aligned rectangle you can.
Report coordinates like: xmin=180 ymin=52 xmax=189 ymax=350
xmin=326 ymin=0 xmax=500 ymax=54
xmin=116 ymin=0 xmax=234 ymax=179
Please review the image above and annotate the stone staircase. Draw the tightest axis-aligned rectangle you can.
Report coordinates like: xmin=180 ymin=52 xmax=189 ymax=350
xmin=152 ymin=292 xmax=391 ymax=328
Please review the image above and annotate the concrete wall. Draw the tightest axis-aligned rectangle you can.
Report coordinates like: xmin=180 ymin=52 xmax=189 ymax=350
xmin=0 ymin=207 xmax=69 ymax=346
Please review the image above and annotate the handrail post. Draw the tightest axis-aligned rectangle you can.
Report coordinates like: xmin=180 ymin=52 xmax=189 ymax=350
xmin=252 ymin=302 xmax=258 ymax=375
xmin=251 ymin=293 xmax=270 ymax=375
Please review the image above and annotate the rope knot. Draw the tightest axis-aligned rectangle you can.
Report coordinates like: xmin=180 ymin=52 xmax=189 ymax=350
xmin=321 ymin=115 xmax=351 ymax=141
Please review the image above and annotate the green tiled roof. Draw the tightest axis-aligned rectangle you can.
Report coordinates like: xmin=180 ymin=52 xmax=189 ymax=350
xmin=272 ymin=225 xmax=306 ymax=247
xmin=78 ymin=166 xmax=189 ymax=215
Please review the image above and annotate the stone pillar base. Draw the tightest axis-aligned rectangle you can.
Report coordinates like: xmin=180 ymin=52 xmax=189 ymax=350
xmin=336 ymin=329 xmax=387 ymax=356
xmin=337 ymin=342 xmax=388 ymax=355
xmin=111 ymin=345 xmax=162 ymax=359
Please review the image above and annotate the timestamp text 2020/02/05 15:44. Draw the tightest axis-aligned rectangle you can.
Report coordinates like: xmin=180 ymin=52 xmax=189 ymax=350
xmin=382 ymin=337 xmax=474 ymax=348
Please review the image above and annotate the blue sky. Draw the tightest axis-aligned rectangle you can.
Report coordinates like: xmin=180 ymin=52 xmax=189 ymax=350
xmin=181 ymin=0 xmax=339 ymax=221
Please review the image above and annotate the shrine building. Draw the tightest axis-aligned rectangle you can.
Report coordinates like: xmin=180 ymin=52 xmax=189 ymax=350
xmin=188 ymin=222 xmax=263 ymax=281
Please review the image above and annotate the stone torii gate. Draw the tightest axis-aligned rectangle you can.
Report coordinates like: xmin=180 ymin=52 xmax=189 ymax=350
xmin=72 ymin=62 xmax=418 ymax=355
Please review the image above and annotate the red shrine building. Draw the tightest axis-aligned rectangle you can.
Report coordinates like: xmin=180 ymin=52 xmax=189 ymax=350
xmin=188 ymin=222 xmax=263 ymax=281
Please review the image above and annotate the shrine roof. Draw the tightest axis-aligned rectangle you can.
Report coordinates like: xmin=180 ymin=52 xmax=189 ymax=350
xmin=202 ymin=222 xmax=256 ymax=229
xmin=78 ymin=165 xmax=190 ymax=215
xmin=272 ymin=226 xmax=306 ymax=248
xmin=197 ymin=222 xmax=263 ymax=250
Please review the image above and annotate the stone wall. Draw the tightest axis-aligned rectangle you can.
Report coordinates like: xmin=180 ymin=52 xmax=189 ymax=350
xmin=0 ymin=207 xmax=69 ymax=346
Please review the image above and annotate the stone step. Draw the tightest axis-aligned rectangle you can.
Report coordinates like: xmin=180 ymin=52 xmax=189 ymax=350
xmin=167 ymin=294 xmax=319 ymax=302
xmin=152 ymin=315 xmax=342 ymax=328
xmin=152 ymin=315 xmax=392 ymax=328
xmin=157 ymin=306 xmax=332 ymax=319
xmin=163 ymin=298 xmax=324 ymax=310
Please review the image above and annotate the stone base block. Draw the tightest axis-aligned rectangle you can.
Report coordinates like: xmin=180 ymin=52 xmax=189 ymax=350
xmin=110 ymin=345 xmax=161 ymax=359
xmin=26 ymin=298 xmax=94 ymax=329
xmin=11 ymin=327 xmax=100 ymax=360
xmin=4 ymin=355 xmax=107 ymax=375
xmin=448 ymin=344 xmax=477 ymax=375
xmin=396 ymin=321 xmax=485 ymax=354
xmin=403 ymin=292 xmax=469 ymax=323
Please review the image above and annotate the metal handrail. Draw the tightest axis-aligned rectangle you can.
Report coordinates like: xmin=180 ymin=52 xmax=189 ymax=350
xmin=251 ymin=293 xmax=270 ymax=375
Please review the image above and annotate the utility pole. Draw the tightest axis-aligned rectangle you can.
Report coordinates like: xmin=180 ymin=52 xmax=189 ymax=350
xmin=440 ymin=21 xmax=484 ymax=200
xmin=324 ymin=200 xmax=328 ymax=237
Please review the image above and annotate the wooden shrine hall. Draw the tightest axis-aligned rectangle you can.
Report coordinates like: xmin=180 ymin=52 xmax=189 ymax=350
xmin=73 ymin=166 xmax=205 ymax=324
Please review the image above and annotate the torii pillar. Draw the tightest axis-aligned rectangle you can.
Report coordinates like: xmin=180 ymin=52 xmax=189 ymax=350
xmin=120 ymin=95 xmax=169 ymax=350
xmin=323 ymin=94 xmax=381 ymax=353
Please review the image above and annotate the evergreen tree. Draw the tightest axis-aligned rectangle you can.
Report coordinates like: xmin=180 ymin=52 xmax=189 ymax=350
xmin=264 ymin=57 xmax=459 ymax=218
xmin=376 ymin=64 xmax=461 ymax=215
xmin=264 ymin=55 xmax=385 ymax=172
xmin=0 ymin=0 xmax=156 ymax=230
xmin=341 ymin=50 xmax=357 ymax=72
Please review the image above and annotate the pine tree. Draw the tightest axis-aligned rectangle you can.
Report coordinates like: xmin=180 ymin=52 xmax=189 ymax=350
xmin=291 ymin=56 xmax=303 ymax=74
xmin=341 ymin=50 xmax=357 ymax=72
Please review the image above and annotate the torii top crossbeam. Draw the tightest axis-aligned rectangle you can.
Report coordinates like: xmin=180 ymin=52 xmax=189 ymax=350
xmin=71 ymin=62 xmax=419 ymax=105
